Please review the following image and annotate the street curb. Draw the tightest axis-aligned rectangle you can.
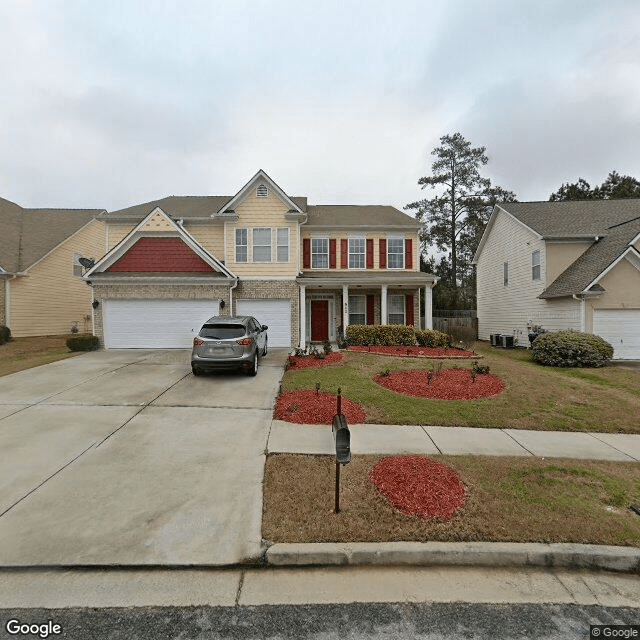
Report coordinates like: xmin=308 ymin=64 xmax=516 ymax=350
xmin=265 ymin=542 xmax=640 ymax=573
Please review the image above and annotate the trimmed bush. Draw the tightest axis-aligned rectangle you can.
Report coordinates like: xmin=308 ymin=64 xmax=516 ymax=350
xmin=346 ymin=324 xmax=416 ymax=346
xmin=0 ymin=325 xmax=11 ymax=345
xmin=415 ymin=329 xmax=452 ymax=348
xmin=531 ymin=331 xmax=614 ymax=368
xmin=66 ymin=334 xmax=100 ymax=352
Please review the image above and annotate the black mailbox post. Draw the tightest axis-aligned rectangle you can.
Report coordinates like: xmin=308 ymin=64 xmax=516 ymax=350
xmin=331 ymin=388 xmax=351 ymax=513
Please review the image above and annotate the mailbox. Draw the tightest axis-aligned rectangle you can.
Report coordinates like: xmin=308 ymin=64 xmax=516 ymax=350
xmin=332 ymin=414 xmax=351 ymax=464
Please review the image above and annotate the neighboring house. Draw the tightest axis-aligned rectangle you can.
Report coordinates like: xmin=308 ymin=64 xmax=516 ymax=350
xmin=84 ymin=170 xmax=437 ymax=349
xmin=474 ymin=199 xmax=640 ymax=359
xmin=0 ymin=196 xmax=105 ymax=337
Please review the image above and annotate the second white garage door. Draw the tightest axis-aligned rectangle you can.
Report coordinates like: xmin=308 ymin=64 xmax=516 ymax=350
xmin=593 ymin=309 xmax=640 ymax=359
xmin=235 ymin=299 xmax=291 ymax=347
xmin=103 ymin=299 xmax=219 ymax=348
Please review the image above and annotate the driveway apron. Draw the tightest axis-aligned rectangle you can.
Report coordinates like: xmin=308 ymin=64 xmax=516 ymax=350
xmin=0 ymin=349 xmax=286 ymax=566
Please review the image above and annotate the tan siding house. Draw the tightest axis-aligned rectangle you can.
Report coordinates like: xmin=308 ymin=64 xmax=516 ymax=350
xmin=0 ymin=198 xmax=105 ymax=337
xmin=474 ymin=200 xmax=640 ymax=358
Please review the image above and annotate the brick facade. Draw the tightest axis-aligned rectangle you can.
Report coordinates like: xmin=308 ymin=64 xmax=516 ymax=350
xmin=0 ymin=280 xmax=6 ymax=326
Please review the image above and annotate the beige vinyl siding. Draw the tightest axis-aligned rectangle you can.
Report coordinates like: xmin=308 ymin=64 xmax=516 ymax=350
xmin=545 ymin=241 xmax=593 ymax=286
xmin=300 ymin=231 xmax=420 ymax=272
xmin=185 ymin=225 xmax=225 ymax=260
xmin=10 ymin=219 xmax=105 ymax=337
xmin=226 ymin=189 xmax=299 ymax=277
xmin=107 ymin=223 xmax=136 ymax=250
xmin=476 ymin=209 xmax=580 ymax=342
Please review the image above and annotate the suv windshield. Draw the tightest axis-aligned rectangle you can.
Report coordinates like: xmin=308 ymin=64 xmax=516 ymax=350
xmin=199 ymin=324 xmax=245 ymax=339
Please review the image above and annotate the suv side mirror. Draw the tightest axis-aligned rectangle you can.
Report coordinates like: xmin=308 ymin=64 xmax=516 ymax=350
xmin=261 ymin=325 xmax=268 ymax=331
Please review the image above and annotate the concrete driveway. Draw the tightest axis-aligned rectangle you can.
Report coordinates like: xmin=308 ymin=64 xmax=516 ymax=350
xmin=0 ymin=348 xmax=288 ymax=566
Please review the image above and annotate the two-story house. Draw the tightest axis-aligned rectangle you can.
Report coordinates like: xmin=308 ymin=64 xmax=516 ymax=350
xmin=84 ymin=170 xmax=437 ymax=349
xmin=473 ymin=200 xmax=640 ymax=359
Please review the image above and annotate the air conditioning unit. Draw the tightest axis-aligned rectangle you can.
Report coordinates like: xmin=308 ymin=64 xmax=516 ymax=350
xmin=490 ymin=334 xmax=501 ymax=346
xmin=501 ymin=335 xmax=515 ymax=348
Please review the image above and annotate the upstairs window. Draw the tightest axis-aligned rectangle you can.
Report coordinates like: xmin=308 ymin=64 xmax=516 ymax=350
xmin=503 ymin=262 xmax=509 ymax=287
xmin=348 ymin=237 xmax=365 ymax=269
xmin=387 ymin=237 xmax=404 ymax=269
xmin=388 ymin=295 xmax=405 ymax=324
xmin=311 ymin=238 xmax=329 ymax=268
xmin=235 ymin=228 xmax=248 ymax=263
xmin=256 ymin=184 xmax=268 ymax=197
xmin=532 ymin=250 xmax=541 ymax=280
xmin=277 ymin=228 xmax=289 ymax=262
xmin=348 ymin=295 xmax=366 ymax=325
xmin=252 ymin=228 xmax=271 ymax=262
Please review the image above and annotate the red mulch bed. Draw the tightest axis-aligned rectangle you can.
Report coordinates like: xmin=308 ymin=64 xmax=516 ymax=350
xmin=374 ymin=368 xmax=504 ymax=399
xmin=347 ymin=345 xmax=475 ymax=358
xmin=274 ymin=389 xmax=366 ymax=424
xmin=286 ymin=352 xmax=344 ymax=369
xmin=369 ymin=455 xmax=466 ymax=520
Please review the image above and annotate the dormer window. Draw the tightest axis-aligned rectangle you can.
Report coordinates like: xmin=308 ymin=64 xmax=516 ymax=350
xmin=257 ymin=184 xmax=268 ymax=197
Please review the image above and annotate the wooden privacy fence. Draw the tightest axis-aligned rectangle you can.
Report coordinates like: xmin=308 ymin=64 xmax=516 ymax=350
xmin=433 ymin=315 xmax=478 ymax=338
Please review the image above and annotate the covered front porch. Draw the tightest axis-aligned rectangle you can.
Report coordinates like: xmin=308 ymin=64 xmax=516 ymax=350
xmin=296 ymin=272 xmax=438 ymax=348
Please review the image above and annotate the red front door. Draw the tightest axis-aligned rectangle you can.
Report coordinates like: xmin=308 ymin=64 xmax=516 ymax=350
xmin=311 ymin=300 xmax=329 ymax=341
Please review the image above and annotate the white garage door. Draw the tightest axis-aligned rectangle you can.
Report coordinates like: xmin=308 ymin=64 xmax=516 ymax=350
xmin=103 ymin=299 xmax=219 ymax=348
xmin=593 ymin=309 xmax=640 ymax=359
xmin=236 ymin=299 xmax=291 ymax=347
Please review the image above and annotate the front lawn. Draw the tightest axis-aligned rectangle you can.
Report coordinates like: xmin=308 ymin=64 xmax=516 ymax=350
xmin=279 ymin=342 xmax=640 ymax=432
xmin=263 ymin=454 xmax=640 ymax=546
xmin=0 ymin=335 xmax=80 ymax=377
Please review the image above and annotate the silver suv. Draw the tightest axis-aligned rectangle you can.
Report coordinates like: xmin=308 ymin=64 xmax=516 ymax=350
xmin=191 ymin=315 xmax=268 ymax=376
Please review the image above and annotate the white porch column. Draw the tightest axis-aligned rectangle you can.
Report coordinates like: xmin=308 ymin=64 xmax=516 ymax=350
xmin=299 ymin=284 xmax=306 ymax=349
xmin=424 ymin=285 xmax=433 ymax=329
xmin=381 ymin=284 xmax=388 ymax=324
xmin=342 ymin=284 xmax=349 ymax=330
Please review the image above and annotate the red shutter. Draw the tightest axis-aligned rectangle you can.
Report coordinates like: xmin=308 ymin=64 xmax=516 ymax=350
xmin=366 ymin=239 xmax=374 ymax=269
xmin=379 ymin=239 xmax=386 ymax=269
xmin=303 ymin=238 xmax=311 ymax=269
xmin=329 ymin=239 xmax=336 ymax=269
xmin=340 ymin=239 xmax=348 ymax=268
xmin=405 ymin=294 xmax=414 ymax=327
xmin=405 ymin=238 xmax=413 ymax=269
xmin=366 ymin=295 xmax=375 ymax=325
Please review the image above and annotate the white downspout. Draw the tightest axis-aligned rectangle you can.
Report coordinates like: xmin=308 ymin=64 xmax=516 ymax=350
xmin=229 ymin=278 xmax=238 ymax=316
xmin=573 ymin=294 xmax=586 ymax=332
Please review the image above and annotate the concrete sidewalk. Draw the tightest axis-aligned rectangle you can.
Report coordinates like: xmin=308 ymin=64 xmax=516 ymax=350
xmin=267 ymin=420 xmax=640 ymax=461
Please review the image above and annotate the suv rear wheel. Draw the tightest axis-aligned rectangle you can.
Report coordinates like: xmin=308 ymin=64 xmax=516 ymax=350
xmin=246 ymin=351 xmax=258 ymax=376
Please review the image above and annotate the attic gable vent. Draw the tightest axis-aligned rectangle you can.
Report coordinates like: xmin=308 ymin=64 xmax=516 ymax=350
xmin=257 ymin=184 xmax=268 ymax=197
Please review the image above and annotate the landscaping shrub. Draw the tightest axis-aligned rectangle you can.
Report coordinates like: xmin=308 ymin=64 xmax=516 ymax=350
xmin=0 ymin=325 xmax=11 ymax=345
xmin=531 ymin=330 xmax=614 ymax=368
xmin=66 ymin=334 xmax=100 ymax=352
xmin=415 ymin=329 xmax=452 ymax=348
xmin=346 ymin=324 xmax=416 ymax=346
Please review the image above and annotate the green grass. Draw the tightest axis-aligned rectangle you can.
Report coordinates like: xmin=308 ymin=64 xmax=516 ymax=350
xmin=281 ymin=343 xmax=640 ymax=432
xmin=0 ymin=336 xmax=79 ymax=377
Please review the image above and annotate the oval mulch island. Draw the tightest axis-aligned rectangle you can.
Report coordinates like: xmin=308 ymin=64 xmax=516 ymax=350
xmin=274 ymin=389 xmax=366 ymax=424
xmin=369 ymin=455 xmax=466 ymax=520
xmin=374 ymin=368 xmax=504 ymax=399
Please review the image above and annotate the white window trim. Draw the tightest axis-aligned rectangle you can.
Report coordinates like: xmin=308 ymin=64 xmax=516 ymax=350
xmin=532 ymin=250 xmax=541 ymax=280
xmin=348 ymin=236 xmax=366 ymax=270
xmin=387 ymin=235 xmax=405 ymax=270
xmin=252 ymin=227 xmax=272 ymax=262
xmin=387 ymin=294 xmax=405 ymax=324
xmin=277 ymin=227 xmax=289 ymax=263
xmin=235 ymin=228 xmax=248 ymax=263
xmin=348 ymin=294 xmax=366 ymax=325
xmin=311 ymin=237 xmax=329 ymax=269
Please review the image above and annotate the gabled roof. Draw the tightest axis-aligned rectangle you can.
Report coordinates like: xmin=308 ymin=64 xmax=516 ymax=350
xmin=539 ymin=216 xmax=640 ymax=298
xmin=85 ymin=207 xmax=235 ymax=279
xmin=0 ymin=196 xmax=104 ymax=273
xmin=305 ymin=205 xmax=420 ymax=229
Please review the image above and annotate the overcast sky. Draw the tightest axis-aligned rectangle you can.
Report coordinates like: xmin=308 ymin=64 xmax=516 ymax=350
xmin=1 ymin=0 xmax=639 ymax=212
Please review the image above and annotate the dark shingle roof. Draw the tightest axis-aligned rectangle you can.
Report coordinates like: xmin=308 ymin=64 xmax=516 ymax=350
xmin=539 ymin=217 xmax=640 ymax=298
xmin=305 ymin=205 xmax=420 ymax=228
xmin=101 ymin=195 xmax=309 ymax=219
xmin=500 ymin=199 xmax=640 ymax=237
xmin=0 ymin=199 xmax=103 ymax=273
